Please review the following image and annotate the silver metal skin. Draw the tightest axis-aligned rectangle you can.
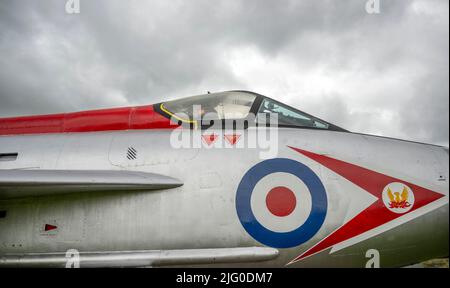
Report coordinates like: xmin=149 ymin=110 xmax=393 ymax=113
xmin=0 ymin=247 xmax=279 ymax=268
xmin=0 ymin=127 xmax=448 ymax=267
xmin=0 ymin=170 xmax=183 ymax=199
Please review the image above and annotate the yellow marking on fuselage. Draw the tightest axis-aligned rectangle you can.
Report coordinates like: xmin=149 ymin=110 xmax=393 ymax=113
xmin=160 ymin=103 xmax=198 ymax=129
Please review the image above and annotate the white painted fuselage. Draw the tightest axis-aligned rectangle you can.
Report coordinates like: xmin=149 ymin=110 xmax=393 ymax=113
xmin=0 ymin=127 xmax=448 ymax=267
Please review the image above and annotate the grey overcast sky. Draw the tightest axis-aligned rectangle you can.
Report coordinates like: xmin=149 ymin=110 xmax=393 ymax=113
xmin=0 ymin=0 xmax=448 ymax=146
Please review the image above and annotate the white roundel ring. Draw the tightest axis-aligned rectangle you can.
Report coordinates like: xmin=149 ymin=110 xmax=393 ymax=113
xmin=251 ymin=172 xmax=312 ymax=233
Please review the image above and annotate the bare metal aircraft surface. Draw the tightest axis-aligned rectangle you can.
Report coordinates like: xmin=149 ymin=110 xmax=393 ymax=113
xmin=0 ymin=91 xmax=448 ymax=267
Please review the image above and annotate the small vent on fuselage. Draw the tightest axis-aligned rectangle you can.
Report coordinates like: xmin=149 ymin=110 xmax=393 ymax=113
xmin=127 ymin=147 xmax=137 ymax=160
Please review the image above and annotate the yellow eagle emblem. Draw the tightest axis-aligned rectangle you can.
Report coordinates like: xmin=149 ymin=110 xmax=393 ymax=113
xmin=387 ymin=186 xmax=411 ymax=209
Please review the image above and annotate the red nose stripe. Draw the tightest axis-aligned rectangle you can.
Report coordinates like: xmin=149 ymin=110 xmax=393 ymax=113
xmin=0 ymin=105 xmax=178 ymax=136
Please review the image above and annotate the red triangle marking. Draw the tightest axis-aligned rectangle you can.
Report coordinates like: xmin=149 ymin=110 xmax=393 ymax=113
xmin=45 ymin=224 xmax=58 ymax=231
xmin=202 ymin=134 xmax=218 ymax=146
xmin=288 ymin=147 xmax=445 ymax=263
xmin=224 ymin=134 xmax=241 ymax=145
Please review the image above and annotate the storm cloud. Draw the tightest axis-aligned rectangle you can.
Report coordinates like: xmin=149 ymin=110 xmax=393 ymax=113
xmin=0 ymin=0 xmax=448 ymax=145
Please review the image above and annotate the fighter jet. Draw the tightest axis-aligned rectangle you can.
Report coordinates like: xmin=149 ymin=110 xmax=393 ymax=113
xmin=0 ymin=91 xmax=448 ymax=267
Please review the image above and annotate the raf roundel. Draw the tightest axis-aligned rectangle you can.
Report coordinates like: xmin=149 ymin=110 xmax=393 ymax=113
xmin=235 ymin=158 xmax=328 ymax=248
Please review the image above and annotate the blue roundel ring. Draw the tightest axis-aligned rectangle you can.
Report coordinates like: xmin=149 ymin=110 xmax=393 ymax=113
xmin=235 ymin=158 xmax=327 ymax=248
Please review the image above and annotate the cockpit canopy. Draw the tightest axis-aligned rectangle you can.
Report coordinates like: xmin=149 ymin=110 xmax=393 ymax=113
xmin=162 ymin=91 xmax=256 ymax=121
xmin=160 ymin=91 xmax=346 ymax=131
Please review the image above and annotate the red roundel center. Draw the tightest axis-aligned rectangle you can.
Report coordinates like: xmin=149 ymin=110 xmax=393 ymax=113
xmin=265 ymin=186 xmax=297 ymax=217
